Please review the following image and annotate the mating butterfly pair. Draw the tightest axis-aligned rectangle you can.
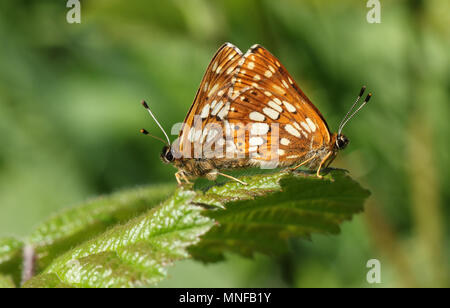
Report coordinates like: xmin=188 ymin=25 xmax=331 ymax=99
xmin=141 ymin=43 xmax=371 ymax=185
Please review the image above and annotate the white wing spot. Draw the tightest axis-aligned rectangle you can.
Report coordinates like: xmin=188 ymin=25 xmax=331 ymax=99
xmin=280 ymin=138 xmax=290 ymax=146
xmin=300 ymin=121 xmax=311 ymax=133
xmin=250 ymin=123 xmax=270 ymax=135
xmin=264 ymin=91 xmax=272 ymax=97
xmin=277 ymin=149 xmax=285 ymax=156
xmin=263 ymin=107 xmax=280 ymax=120
xmin=253 ymin=74 xmax=261 ymax=81
xmin=273 ymin=98 xmax=282 ymax=105
xmin=249 ymin=111 xmax=266 ymax=122
xmin=306 ymin=118 xmax=317 ymax=132
xmin=212 ymin=61 xmax=218 ymax=72
xmin=269 ymin=65 xmax=276 ymax=73
xmin=201 ymin=104 xmax=210 ymax=119
xmin=282 ymin=80 xmax=289 ymax=89
xmin=217 ymin=102 xmax=230 ymax=120
xmin=248 ymin=62 xmax=255 ymax=69
xmin=264 ymin=70 xmax=273 ymax=78
xmin=226 ymin=66 xmax=234 ymax=75
xmin=288 ymin=77 xmax=294 ymax=84
xmin=208 ymin=84 xmax=219 ymax=96
xmin=203 ymin=82 xmax=209 ymax=92
xmin=285 ymin=124 xmax=301 ymax=138
xmin=283 ymin=101 xmax=296 ymax=113
xmin=211 ymin=101 xmax=224 ymax=116
xmin=268 ymin=101 xmax=283 ymax=113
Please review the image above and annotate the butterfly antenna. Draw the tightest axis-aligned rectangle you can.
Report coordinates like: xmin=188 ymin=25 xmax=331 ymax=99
xmin=338 ymin=90 xmax=372 ymax=135
xmin=140 ymin=128 xmax=168 ymax=145
xmin=141 ymin=100 xmax=171 ymax=145
xmin=338 ymin=86 xmax=365 ymax=133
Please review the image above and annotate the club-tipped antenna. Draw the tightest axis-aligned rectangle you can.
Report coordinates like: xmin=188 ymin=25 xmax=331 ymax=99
xmin=140 ymin=128 xmax=168 ymax=145
xmin=338 ymin=86 xmax=365 ymax=133
xmin=141 ymin=100 xmax=171 ymax=145
xmin=338 ymin=90 xmax=372 ymax=136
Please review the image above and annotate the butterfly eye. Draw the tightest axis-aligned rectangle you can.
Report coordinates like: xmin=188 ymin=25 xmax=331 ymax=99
xmin=336 ymin=135 xmax=349 ymax=150
xmin=166 ymin=150 xmax=174 ymax=162
xmin=160 ymin=146 xmax=174 ymax=163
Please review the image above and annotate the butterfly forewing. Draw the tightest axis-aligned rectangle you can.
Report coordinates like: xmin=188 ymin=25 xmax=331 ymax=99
xmin=178 ymin=43 xmax=243 ymax=157
xmin=177 ymin=43 xmax=331 ymax=167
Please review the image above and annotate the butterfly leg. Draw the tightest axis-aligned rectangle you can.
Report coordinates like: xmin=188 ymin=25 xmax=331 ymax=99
xmin=218 ymin=172 xmax=248 ymax=185
xmin=290 ymin=154 xmax=317 ymax=172
xmin=175 ymin=171 xmax=192 ymax=186
xmin=175 ymin=172 xmax=182 ymax=185
xmin=206 ymin=170 xmax=247 ymax=185
xmin=316 ymin=152 xmax=332 ymax=179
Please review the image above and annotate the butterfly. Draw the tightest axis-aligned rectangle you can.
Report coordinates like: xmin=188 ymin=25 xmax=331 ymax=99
xmin=141 ymin=43 xmax=371 ymax=185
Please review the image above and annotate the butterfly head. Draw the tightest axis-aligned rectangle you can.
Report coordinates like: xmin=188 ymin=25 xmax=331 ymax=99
xmin=336 ymin=134 xmax=349 ymax=150
xmin=336 ymin=135 xmax=350 ymax=150
xmin=161 ymin=145 xmax=175 ymax=163
xmin=141 ymin=100 xmax=174 ymax=163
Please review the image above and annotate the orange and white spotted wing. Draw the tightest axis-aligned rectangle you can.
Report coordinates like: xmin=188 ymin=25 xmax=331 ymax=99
xmin=223 ymin=44 xmax=332 ymax=164
xmin=177 ymin=43 xmax=332 ymax=167
xmin=177 ymin=43 xmax=243 ymax=158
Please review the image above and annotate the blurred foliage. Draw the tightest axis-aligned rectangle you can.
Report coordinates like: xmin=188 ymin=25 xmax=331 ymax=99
xmin=0 ymin=0 xmax=448 ymax=287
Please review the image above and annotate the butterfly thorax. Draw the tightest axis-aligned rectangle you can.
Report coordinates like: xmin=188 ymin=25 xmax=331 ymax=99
xmin=314 ymin=132 xmax=349 ymax=168
xmin=304 ymin=132 xmax=340 ymax=169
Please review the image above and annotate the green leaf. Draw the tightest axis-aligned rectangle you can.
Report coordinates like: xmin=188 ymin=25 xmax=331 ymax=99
xmin=28 ymin=183 xmax=176 ymax=272
xmin=23 ymin=190 xmax=214 ymax=288
xmin=20 ymin=273 xmax=72 ymax=288
xmin=189 ymin=169 xmax=370 ymax=262
xmin=0 ymin=237 xmax=24 ymax=287
xmin=11 ymin=168 xmax=369 ymax=287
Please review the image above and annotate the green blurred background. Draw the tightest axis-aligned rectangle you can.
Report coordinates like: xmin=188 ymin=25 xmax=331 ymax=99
xmin=0 ymin=0 xmax=448 ymax=287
